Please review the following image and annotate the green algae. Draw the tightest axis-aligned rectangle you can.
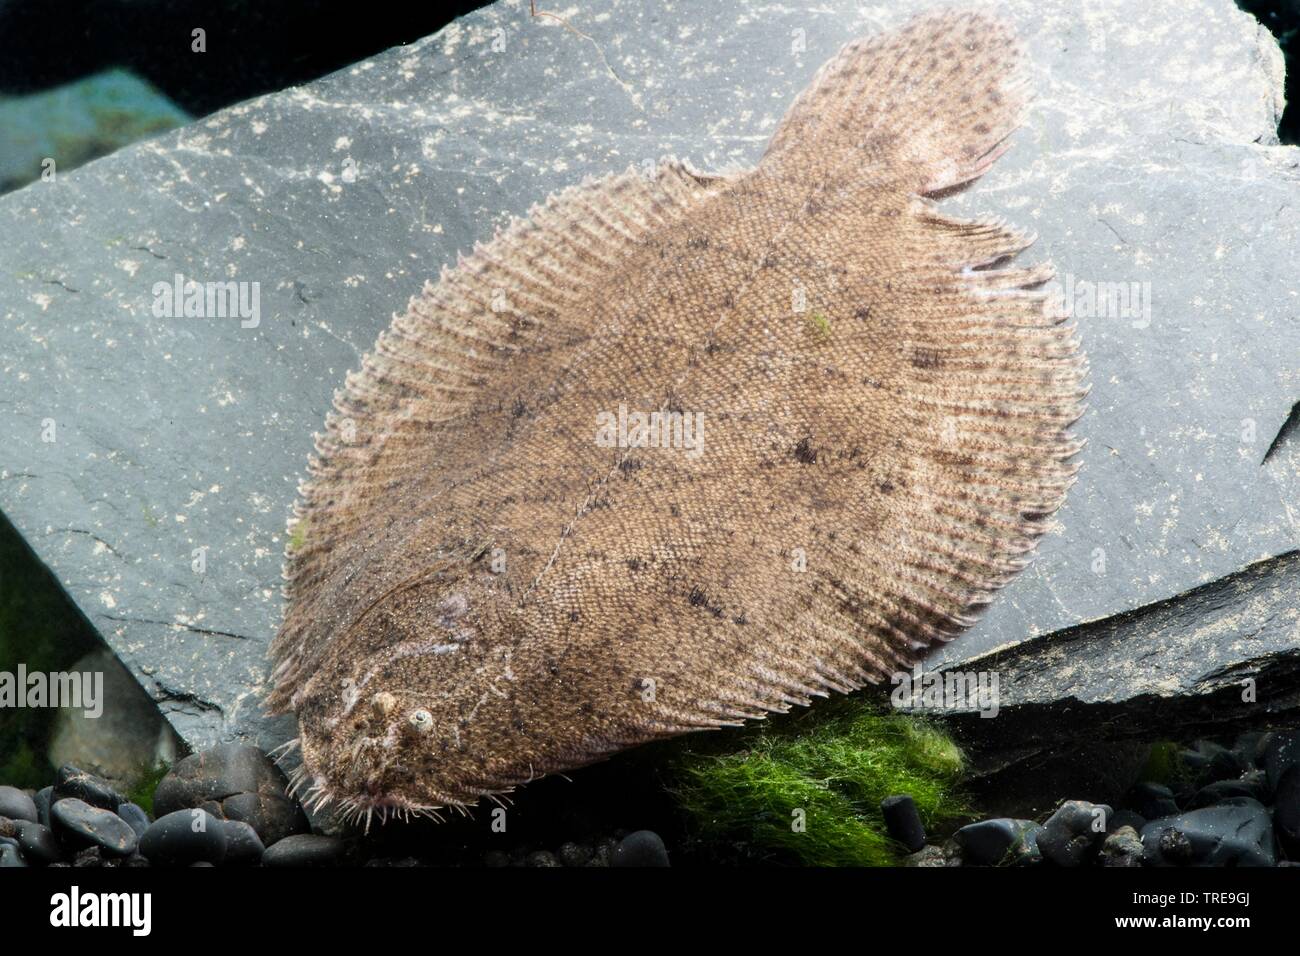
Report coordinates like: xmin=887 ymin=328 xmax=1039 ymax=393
xmin=667 ymin=698 xmax=967 ymax=866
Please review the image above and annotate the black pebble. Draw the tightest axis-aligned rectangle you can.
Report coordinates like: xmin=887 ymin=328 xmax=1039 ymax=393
xmin=53 ymin=765 xmax=125 ymax=811
xmin=138 ymin=809 xmax=228 ymax=866
xmin=14 ymin=820 xmax=65 ymax=865
xmin=954 ymin=819 xmax=1042 ymax=866
xmin=1188 ymin=772 xmax=1269 ymax=809
xmin=1037 ymin=801 xmax=1112 ymax=867
xmin=261 ymin=834 xmax=343 ymax=867
xmin=1273 ymin=765 xmax=1300 ymax=858
xmin=525 ymin=850 xmax=561 ymax=867
xmin=1264 ymin=732 xmax=1300 ymax=790
xmin=1141 ymin=799 xmax=1275 ymax=866
xmin=116 ymin=802 xmax=151 ymax=839
xmin=34 ymin=786 xmax=53 ymax=827
xmin=0 ymin=842 xmax=27 ymax=867
xmin=1126 ymin=781 xmax=1180 ymax=819
xmin=51 ymin=798 xmax=138 ymax=857
xmin=880 ymin=794 xmax=926 ymax=853
xmin=153 ymin=744 xmax=308 ymax=847
xmin=221 ymin=820 xmax=265 ymax=865
xmin=610 ymin=830 xmax=670 ymax=867
xmin=0 ymin=785 xmax=38 ymax=823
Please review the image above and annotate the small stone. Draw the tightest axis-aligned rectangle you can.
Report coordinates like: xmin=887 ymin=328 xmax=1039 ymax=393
xmin=1273 ymin=765 xmax=1300 ymax=858
xmin=221 ymin=819 xmax=265 ymax=865
xmin=0 ymin=785 xmax=38 ymax=823
xmin=1188 ymin=772 xmax=1269 ymax=809
xmin=1126 ymin=781 xmax=1180 ymax=819
xmin=1196 ymin=741 xmax=1252 ymax=785
xmin=1038 ymin=800 xmax=1113 ymax=867
xmin=13 ymin=820 xmax=65 ymax=865
xmin=525 ymin=850 xmax=561 ymax=867
xmin=51 ymin=798 xmax=138 ymax=856
xmin=34 ymin=786 xmax=53 ymax=826
xmin=610 ymin=830 xmax=670 ymax=867
xmin=53 ymin=765 xmax=125 ymax=811
xmin=116 ymin=802 xmax=151 ymax=839
xmin=483 ymin=850 xmax=510 ymax=867
xmin=0 ymin=843 xmax=27 ymax=867
xmin=1233 ymin=732 xmax=1267 ymax=767
xmin=1263 ymin=731 xmax=1300 ymax=790
xmin=880 ymin=794 xmax=926 ymax=853
xmin=138 ymin=809 xmax=228 ymax=866
xmin=954 ymin=819 xmax=1041 ymax=866
xmin=556 ymin=842 xmax=592 ymax=866
xmin=1100 ymin=826 xmax=1144 ymax=867
xmin=1141 ymin=798 xmax=1275 ymax=866
xmin=261 ymin=833 xmax=343 ymax=867
xmin=1108 ymin=809 xmax=1147 ymax=833
xmin=152 ymin=744 xmax=308 ymax=846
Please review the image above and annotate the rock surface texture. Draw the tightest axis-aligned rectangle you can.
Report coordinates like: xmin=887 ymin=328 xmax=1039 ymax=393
xmin=0 ymin=0 xmax=1296 ymax=755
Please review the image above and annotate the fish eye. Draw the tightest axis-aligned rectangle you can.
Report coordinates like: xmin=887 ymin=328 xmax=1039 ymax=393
xmin=408 ymin=708 xmax=434 ymax=733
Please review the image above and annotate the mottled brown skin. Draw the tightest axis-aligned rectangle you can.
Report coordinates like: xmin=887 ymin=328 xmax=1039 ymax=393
xmin=268 ymin=10 xmax=1087 ymax=823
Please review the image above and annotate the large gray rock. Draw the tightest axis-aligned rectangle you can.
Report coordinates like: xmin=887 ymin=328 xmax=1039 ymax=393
xmin=0 ymin=0 xmax=1296 ymax=757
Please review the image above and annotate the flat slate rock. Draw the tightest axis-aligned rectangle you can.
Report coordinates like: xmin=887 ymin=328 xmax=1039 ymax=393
xmin=0 ymin=0 xmax=1297 ymax=752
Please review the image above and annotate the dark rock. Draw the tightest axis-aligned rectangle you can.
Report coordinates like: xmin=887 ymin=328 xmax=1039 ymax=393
xmin=1141 ymin=798 xmax=1275 ymax=866
xmin=1108 ymin=809 xmax=1147 ymax=833
xmin=0 ymin=786 xmax=38 ymax=823
xmin=954 ymin=819 xmax=1042 ymax=867
xmin=1233 ymin=732 xmax=1268 ymax=768
xmin=220 ymin=820 xmax=265 ymax=865
xmin=0 ymin=0 xmax=1294 ymax=764
xmin=138 ymin=809 xmax=228 ymax=866
xmin=53 ymin=765 xmax=125 ymax=812
xmin=190 ymin=861 xmax=215 ymax=867
xmin=525 ymin=850 xmax=561 ymax=867
xmin=483 ymin=850 xmax=509 ymax=867
xmin=116 ymin=802 xmax=151 ymax=839
xmin=13 ymin=821 xmax=65 ymax=865
xmin=1185 ymin=740 xmax=1251 ymax=786
xmin=1188 ymin=772 xmax=1269 ymax=809
xmin=153 ymin=745 xmax=307 ymax=846
xmin=880 ymin=794 xmax=926 ymax=853
xmin=1263 ymin=731 xmax=1300 ymax=790
xmin=0 ymin=843 xmax=27 ymax=867
xmin=1100 ymin=826 xmax=1145 ymax=867
xmin=1273 ymin=765 xmax=1300 ymax=858
xmin=262 ymin=834 xmax=343 ymax=867
xmin=556 ymin=842 xmax=592 ymax=867
xmin=34 ymin=786 xmax=53 ymax=826
xmin=611 ymin=830 xmax=670 ymax=867
xmin=1038 ymin=800 xmax=1113 ymax=867
xmin=51 ymin=798 xmax=138 ymax=856
xmin=1126 ymin=782 xmax=1180 ymax=820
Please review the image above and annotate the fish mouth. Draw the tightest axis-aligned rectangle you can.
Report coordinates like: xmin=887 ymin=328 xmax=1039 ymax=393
xmin=275 ymin=736 xmax=453 ymax=833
